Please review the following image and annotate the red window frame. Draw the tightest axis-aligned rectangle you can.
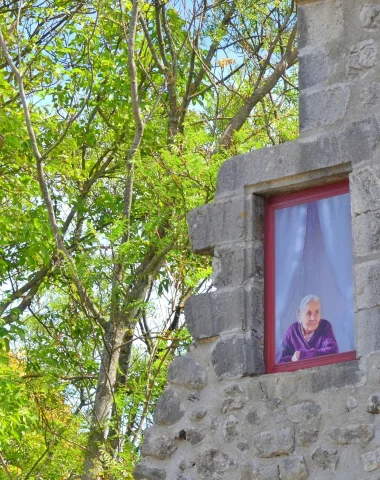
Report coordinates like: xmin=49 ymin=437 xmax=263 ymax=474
xmin=264 ymin=180 xmax=356 ymax=374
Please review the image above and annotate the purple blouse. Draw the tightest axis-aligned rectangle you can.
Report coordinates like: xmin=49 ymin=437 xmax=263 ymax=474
xmin=278 ymin=319 xmax=338 ymax=364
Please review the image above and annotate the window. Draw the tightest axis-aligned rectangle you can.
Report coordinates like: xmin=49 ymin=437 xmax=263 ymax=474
xmin=265 ymin=180 xmax=356 ymax=373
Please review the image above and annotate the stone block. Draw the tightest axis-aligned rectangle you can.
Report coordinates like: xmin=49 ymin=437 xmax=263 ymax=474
xmin=211 ymin=243 xmax=244 ymax=288
xmin=299 ymin=49 xmax=332 ymax=90
xmin=177 ymin=473 xmax=192 ymax=480
xmin=245 ymin=194 xmax=265 ymax=242
xmin=350 ymin=163 xmax=380 ymax=216
xmin=168 ymin=356 xmax=207 ymax=390
xmin=356 ymin=307 xmax=380 ymax=356
xmin=287 ymin=402 xmax=321 ymax=424
xmin=215 ymin=142 xmax=299 ymax=197
xmin=299 ymin=130 xmax=343 ymax=170
xmin=299 ymin=84 xmax=351 ymax=132
xmin=185 ymin=286 xmax=244 ymax=339
xmin=278 ymin=455 xmax=308 ymax=480
xmin=326 ymin=423 xmax=375 ymax=445
xmin=360 ymin=5 xmax=380 ymax=28
xmin=362 ymin=446 xmax=380 ymax=472
xmin=141 ymin=429 xmax=177 ymax=460
xmin=133 ymin=463 xmax=167 ymax=480
xmin=224 ymin=383 xmax=245 ymax=396
xmin=348 ymin=40 xmax=377 ymax=74
xmin=311 ymin=447 xmax=338 ymax=472
xmin=190 ymin=407 xmax=207 ymax=421
xmin=246 ymin=282 xmax=265 ymax=333
xmin=367 ymin=393 xmax=380 ymax=414
xmin=223 ymin=414 xmax=239 ymax=442
xmin=296 ymin=428 xmax=318 ymax=447
xmin=348 ymin=40 xmax=377 ymax=73
xmin=346 ymin=397 xmax=358 ymax=411
xmin=310 ymin=360 xmax=362 ymax=393
xmin=187 ymin=204 xmax=212 ymax=255
xmin=185 ymin=428 xmax=204 ymax=445
xmin=185 ymin=283 xmax=263 ymax=340
xmin=212 ymin=241 xmax=264 ymax=288
xmin=241 ymin=461 xmax=279 ymax=480
xmin=355 ymin=260 xmax=380 ymax=311
xmin=253 ymin=427 xmax=294 ymax=458
xmin=212 ymin=333 xmax=264 ymax=379
xmin=246 ymin=409 xmax=264 ymax=426
xmin=353 ymin=210 xmax=380 ymax=258
xmin=209 ymin=416 xmax=220 ymax=431
xmin=187 ymin=194 xmax=262 ymax=254
xmin=153 ymin=389 xmax=184 ymax=426
xmin=297 ymin=4 xmax=308 ymax=50
xmin=221 ymin=397 xmax=244 ymax=413
xmin=237 ymin=442 xmax=250 ymax=452
xmin=341 ymin=117 xmax=380 ymax=169
xmin=297 ymin=1 xmax=344 ymax=49
xmin=196 ymin=449 xmax=232 ymax=478
xmin=188 ymin=392 xmax=200 ymax=402
xmin=179 ymin=459 xmax=196 ymax=471
xmin=360 ymin=83 xmax=380 ymax=109
xmin=184 ymin=291 xmax=213 ymax=340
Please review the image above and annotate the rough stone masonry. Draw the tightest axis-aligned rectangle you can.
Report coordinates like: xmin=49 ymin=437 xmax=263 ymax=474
xmin=134 ymin=0 xmax=380 ymax=478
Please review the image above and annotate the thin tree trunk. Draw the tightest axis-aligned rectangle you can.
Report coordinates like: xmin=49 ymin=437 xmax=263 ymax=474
xmin=108 ymin=331 xmax=133 ymax=456
xmin=82 ymin=320 xmax=126 ymax=480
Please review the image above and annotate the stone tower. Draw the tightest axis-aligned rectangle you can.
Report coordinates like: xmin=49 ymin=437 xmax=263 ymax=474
xmin=134 ymin=1 xmax=380 ymax=479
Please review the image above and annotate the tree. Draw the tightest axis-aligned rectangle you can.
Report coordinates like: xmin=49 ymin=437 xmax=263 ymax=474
xmin=0 ymin=0 xmax=298 ymax=477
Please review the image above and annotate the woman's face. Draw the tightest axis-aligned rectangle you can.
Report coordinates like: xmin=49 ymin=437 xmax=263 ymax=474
xmin=298 ymin=300 xmax=321 ymax=334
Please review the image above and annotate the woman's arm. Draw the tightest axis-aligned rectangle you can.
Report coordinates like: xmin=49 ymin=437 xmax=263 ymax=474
xmin=278 ymin=332 xmax=295 ymax=363
xmin=298 ymin=323 xmax=338 ymax=360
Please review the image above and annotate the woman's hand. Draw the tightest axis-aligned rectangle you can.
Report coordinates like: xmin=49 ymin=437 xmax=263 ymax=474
xmin=292 ymin=351 xmax=300 ymax=362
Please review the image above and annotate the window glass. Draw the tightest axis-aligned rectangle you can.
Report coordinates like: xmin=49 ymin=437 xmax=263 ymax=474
xmin=265 ymin=182 xmax=356 ymax=373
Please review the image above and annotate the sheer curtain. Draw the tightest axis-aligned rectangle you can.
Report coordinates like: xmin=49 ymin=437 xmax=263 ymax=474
xmin=318 ymin=193 xmax=355 ymax=350
xmin=275 ymin=204 xmax=308 ymax=353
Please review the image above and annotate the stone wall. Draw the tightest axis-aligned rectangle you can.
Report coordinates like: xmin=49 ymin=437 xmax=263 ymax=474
xmin=299 ymin=0 xmax=380 ymax=136
xmin=133 ymin=1 xmax=380 ymax=479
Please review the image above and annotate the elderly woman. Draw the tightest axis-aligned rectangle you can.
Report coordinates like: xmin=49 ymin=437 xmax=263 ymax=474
xmin=278 ymin=294 xmax=338 ymax=364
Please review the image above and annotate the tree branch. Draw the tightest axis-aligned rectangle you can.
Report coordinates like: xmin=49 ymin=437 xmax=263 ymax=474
xmin=219 ymin=23 xmax=298 ymax=148
xmin=0 ymin=452 xmax=14 ymax=480
xmin=0 ymin=28 xmax=107 ymax=329
xmin=139 ymin=12 xmax=165 ymax=72
xmin=23 ymin=446 xmax=49 ymax=480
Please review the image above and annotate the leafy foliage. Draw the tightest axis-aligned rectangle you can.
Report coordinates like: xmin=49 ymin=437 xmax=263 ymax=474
xmin=0 ymin=0 xmax=298 ymax=477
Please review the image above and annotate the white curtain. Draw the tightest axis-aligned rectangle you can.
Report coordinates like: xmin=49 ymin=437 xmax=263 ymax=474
xmin=275 ymin=205 xmax=308 ymax=349
xmin=318 ymin=193 xmax=355 ymax=350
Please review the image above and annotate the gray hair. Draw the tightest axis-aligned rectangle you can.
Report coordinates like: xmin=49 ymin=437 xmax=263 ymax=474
xmin=297 ymin=294 xmax=321 ymax=315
